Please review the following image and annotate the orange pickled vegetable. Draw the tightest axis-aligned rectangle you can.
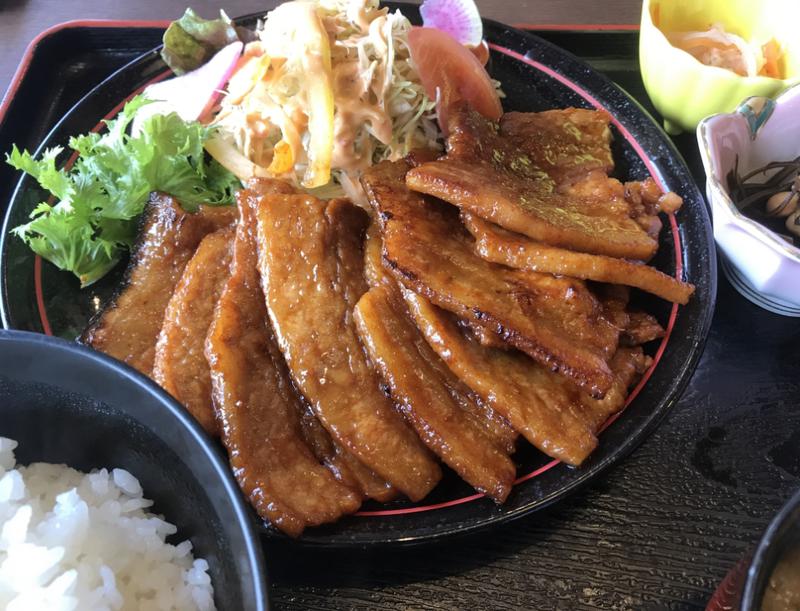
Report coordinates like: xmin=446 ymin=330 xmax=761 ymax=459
xmin=668 ymin=23 xmax=783 ymax=79
xmin=762 ymin=39 xmax=782 ymax=79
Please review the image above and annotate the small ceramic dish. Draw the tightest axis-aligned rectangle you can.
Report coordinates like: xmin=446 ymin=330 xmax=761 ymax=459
xmin=697 ymin=83 xmax=800 ymax=316
xmin=640 ymin=0 xmax=800 ymax=135
xmin=706 ymin=488 xmax=800 ymax=610
xmin=742 ymin=488 xmax=800 ymax=610
xmin=0 ymin=329 xmax=268 ymax=610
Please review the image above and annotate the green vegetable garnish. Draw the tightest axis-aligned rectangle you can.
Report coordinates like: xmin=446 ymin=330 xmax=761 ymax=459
xmin=161 ymin=8 xmax=244 ymax=75
xmin=7 ymin=95 xmax=239 ymax=287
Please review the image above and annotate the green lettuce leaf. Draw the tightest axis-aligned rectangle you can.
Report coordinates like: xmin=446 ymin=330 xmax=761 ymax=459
xmin=7 ymin=95 xmax=239 ymax=287
xmin=161 ymin=8 xmax=242 ymax=75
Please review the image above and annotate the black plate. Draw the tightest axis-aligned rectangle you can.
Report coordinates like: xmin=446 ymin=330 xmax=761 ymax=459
xmin=0 ymin=6 xmax=716 ymax=545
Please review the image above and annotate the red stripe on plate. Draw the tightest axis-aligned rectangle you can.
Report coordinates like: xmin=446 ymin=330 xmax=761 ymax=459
xmin=514 ymin=23 xmax=640 ymax=31
xmin=34 ymin=255 xmax=52 ymax=336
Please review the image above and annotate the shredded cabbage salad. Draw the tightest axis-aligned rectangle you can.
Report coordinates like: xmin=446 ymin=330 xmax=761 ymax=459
xmin=208 ymin=0 xmax=442 ymax=195
xmin=6 ymin=0 xmax=492 ymax=284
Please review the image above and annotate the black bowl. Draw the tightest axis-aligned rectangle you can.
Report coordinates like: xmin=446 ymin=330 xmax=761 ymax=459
xmin=742 ymin=489 xmax=800 ymax=610
xmin=0 ymin=328 xmax=268 ymax=610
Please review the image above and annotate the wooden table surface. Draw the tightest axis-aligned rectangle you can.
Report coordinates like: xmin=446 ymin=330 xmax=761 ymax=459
xmin=0 ymin=0 xmax=642 ymax=100
xmin=2 ymin=3 xmax=799 ymax=611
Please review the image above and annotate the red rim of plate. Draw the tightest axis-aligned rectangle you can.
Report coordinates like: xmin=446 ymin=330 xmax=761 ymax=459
xmin=30 ymin=40 xmax=682 ymax=518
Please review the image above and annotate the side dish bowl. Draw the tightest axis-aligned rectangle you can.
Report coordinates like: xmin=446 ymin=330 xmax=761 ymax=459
xmin=742 ymin=488 xmax=800 ymax=610
xmin=0 ymin=329 xmax=268 ymax=610
xmin=640 ymin=0 xmax=800 ymax=135
xmin=697 ymin=83 xmax=800 ymax=316
xmin=707 ymin=488 xmax=800 ymax=610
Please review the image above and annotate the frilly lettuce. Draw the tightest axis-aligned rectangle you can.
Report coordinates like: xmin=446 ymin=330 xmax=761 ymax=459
xmin=161 ymin=8 xmax=250 ymax=75
xmin=7 ymin=95 xmax=239 ymax=286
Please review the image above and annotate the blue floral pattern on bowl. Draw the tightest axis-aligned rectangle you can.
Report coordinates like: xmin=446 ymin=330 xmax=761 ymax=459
xmin=697 ymin=84 xmax=800 ymax=316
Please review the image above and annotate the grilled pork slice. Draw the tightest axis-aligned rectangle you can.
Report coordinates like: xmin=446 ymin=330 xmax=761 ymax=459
xmin=153 ymin=226 xmax=234 ymax=435
xmin=355 ymin=285 xmax=517 ymax=502
xmin=459 ymin=320 xmax=510 ymax=351
xmin=297 ymin=403 xmax=398 ymax=503
xmin=581 ymin=347 xmax=652 ymax=432
xmin=403 ymin=288 xmax=596 ymax=465
xmin=252 ymin=206 xmax=398 ymax=502
xmin=463 ymin=213 xmax=695 ymax=304
xmin=299 ymin=218 xmax=399 ymax=502
xmin=593 ymin=284 xmax=665 ymax=347
xmin=455 ymin=391 xmax=518 ymax=456
xmin=361 ymin=159 xmax=620 ymax=399
xmin=403 ymin=289 xmax=649 ymax=465
xmin=500 ymin=110 xmax=681 ymax=241
xmin=206 ymin=189 xmax=361 ymax=537
xmin=405 ymin=104 xmax=659 ymax=261
xmin=254 ymin=194 xmax=441 ymax=502
xmin=623 ymin=311 xmax=666 ymax=346
xmin=363 ymin=222 xmax=517 ymax=453
xmin=81 ymin=193 xmax=236 ymax=374
xmin=499 ymin=108 xmax=615 ymax=185
xmin=363 ymin=220 xmax=395 ymax=290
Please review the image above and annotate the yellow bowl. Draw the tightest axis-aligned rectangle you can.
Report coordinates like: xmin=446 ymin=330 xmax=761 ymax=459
xmin=639 ymin=0 xmax=800 ymax=134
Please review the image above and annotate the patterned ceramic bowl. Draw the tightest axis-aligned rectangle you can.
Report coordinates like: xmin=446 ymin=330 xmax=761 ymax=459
xmin=640 ymin=0 xmax=800 ymax=135
xmin=697 ymin=83 xmax=800 ymax=316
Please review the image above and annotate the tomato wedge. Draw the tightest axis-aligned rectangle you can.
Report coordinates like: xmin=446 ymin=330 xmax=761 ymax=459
xmin=469 ymin=40 xmax=490 ymax=66
xmin=408 ymin=26 xmax=502 ymax=134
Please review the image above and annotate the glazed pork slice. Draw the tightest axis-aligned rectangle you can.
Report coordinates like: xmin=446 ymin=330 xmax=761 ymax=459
xmin=81 ymin=193 xmax=236 ymax=374
xmin=403 ymin=289 xmax=649 ymax=465
xmin=250 ymin=181 xmax=398 ymax=501
xmin=499 ymin=108 xmax=615 ymax=185
xmin=593 ymin=284 xmax=665 ymax=347
xmin=459 ymin=319 xmax=510 ymax=351
xmin=463 ymin=213 xmax=695 ymax=304
xmin=361 ymin=159 xmax=620 ymax=399
xmin=254 ymin=193 xmax=441 ymax=502
xmin=297 ymin=402 xmax=398 ymax=503
xmin=310 ymin=214 xmax=400 ymax=502
xmin=152 ymin=226 xmax=234 ymax=435
xmin=454 ymin=390 xmax=518 ymax=456
xmin=405 ymin=104 xmax=659 ymax=261
xmin=580 ymin=346 xmax=652 ymax=432
xmin=363 ymin=220 xmax=395 ymax=290
xmin=355 ymin=285 xmax=517 ymax=502
xmin=403 ymin=288 xmax=596 ymax=465
xmin=364 ymin=221 xmax=517 ymax=453
xmin=501 ymin=109 xmax=683 ymax=241
xmin=623 ymin=311 xmax=666 ymax=346
xmin=206 ymin=188 xmax=361 ymax=537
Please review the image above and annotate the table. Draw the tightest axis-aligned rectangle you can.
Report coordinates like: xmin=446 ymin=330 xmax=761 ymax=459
xmin=2 ymin=2 xmax=799 ymax=610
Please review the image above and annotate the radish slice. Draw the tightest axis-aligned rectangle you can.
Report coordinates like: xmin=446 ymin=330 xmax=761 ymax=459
xmin=420 ymin=0 xmax=483 ymax=47
xmin=143 ymin=41 xmax=243 ymax=123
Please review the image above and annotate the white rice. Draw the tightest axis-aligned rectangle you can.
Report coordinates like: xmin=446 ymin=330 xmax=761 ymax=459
xmin=0 ymin=437 xmax=216 ymax=611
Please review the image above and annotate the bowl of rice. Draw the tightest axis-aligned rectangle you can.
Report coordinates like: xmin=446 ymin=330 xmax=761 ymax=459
xmin=0 ymin=329 xmax=268 ymax=610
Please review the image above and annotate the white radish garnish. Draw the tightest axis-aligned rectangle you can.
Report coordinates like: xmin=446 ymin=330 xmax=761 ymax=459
xmin=420 ymin=0 xmax=483 ymax=47
xmin=143 ymin=41 xmax=244 ymax=123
